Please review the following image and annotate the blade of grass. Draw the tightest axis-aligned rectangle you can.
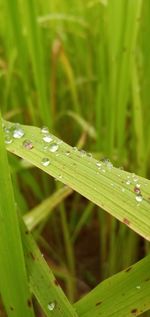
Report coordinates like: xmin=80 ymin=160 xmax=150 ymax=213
xmin=24 ymin=186 xmax=73 ymax=231
xmin=0 ymin=114 xmax=35 ymax=317
xmin=22 ymin=0 xmax=50 ymax=126
xmin=20 ymin=219 xmax=78 ymax=317
xmin=3 ymin=120 xmax=150 ymax=241
xmin=75 ymin=254 xmax=150 ymax=317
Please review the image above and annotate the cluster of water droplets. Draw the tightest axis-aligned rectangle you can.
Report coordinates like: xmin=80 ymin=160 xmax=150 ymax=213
xmin=3 ymin=123 xmax=26 ymax=145
xmin=3 ymin=123 xmax=145 ymax=206
xmin=125 ymin=173 xmax=143 ymax=204
xmin=41 ymin=126 xmax=60 ymax=167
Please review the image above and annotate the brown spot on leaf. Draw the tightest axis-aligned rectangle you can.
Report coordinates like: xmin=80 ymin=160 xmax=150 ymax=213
xmin=145 ymin=277 xmax=150 ymax=282
xmin=54 ymin=279 xmax=59 ymax=286
xmin=96 ymin=301 xmax=102 ymax=306
xmin=10 ymin=306 xmax=14 ymax=311
xmin=123 ymin=218 xmax=130 ymax=225
xmin=131 ymin=308 xmax=138 ymax=315
xmin=29 ymin=252 xmax=35 ymax=260
xmin=27 ymin=299 xmax=32 ymax=308
xmin=125 ymin=266 xmax=132 ymax=272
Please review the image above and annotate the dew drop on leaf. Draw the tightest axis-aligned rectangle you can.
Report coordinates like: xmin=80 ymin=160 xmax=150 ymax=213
xmin=23 ymin=139 xmax=33 ymax=150
xmin=5 ymin=135 xmax=13 ymax=144
xmin=135 ymin=194 xmax=143 ymax=203
xmin=96 ymin=161 xmax=102 ymax=168
xmin=41 ymin=158 xmax=50 ymax=167
xmin=12 ymin=125 xmax=25 ymax=139
xmin=41 ymin=126 xmax=49 ymax=134
xmin=42 ymin=134 xmax=53 ymax=143
xmin=65 ymin=150 xmax=71 ymax=156
xmin=134 ymin=186 xmax=141 ymax=194
xmin=79 ymin=149 xmax=86 ymax=157
xmin=126 ymin=180 xmax=131 ymax=185
xmin=47 ymin=302 xmax=55 ymax=311
xmin=49 ymin=143 xmax=59 ymax=153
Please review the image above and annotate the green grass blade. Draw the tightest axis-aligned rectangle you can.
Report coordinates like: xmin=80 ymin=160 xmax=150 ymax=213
xmin=0 ymin=115 xmax=35 ymax=317
xmin=75 ymin=254 xmax=150 ymax=317
xmin=22 ymin=0 xmax=50 ymax=126
xmin=3 ymin=120 xmax=150 ymax=241
xmin=20 ymin=220 xmax=78 ymax=317
xmin=24 ymin=186 xmax=73 ymax=231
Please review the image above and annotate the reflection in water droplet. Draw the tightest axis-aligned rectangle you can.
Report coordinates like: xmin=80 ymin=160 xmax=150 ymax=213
xmin=5 ymin=135 xmax=13 ymax=144
xmin=49 ymin=143 xmax=59 ymax=153
xmin=23 ymin=139 xmax=33 ymax=150
xmin=41 ymin=126 xmax=49 ymax=134
xmin=41 ymin=158 xmax=50 ymax=167
xmin=135 ymin=194 xmax=143 ymax=203
xmin=47 ymin=302 xmax=55 ymax=311
xmin=12 ymin=126 xmax=25 ymax=139
xmin=43 ymin=134 xmax=53 ymax=143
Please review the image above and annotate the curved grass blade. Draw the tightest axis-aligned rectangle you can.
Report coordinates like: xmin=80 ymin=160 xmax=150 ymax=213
xmin=74 ymin=254 xmax=150 ymax=317
xmin=0 ymin=115 xmax=35 ymax=317
xmin=3 ymin=120 xmax=150 ymax=241
xmin=24 ymin=186 xmax=73 ymax=231
xmin=20 ymin=220 xmax=78 ymax=317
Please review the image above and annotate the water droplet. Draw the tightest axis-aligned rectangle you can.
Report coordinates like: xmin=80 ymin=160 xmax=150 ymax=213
xmin=47 ymin=302 xmax=55 ymax=311
xmin=96 ymin=161 xmax=102 ymax=168
xmin=12 ymin=125 xmax=25 ymax=139
xmin=135 ymin=194 xmax=143 ymax=202
xmin=136 ymin=285 xmax=141 ymax=289
xmin=133 ymin=176 xmax=138 ymax=183
xmin=134 ymin=186 xmax=141 ymax=194
xmin=5 ymin=135 xmax=13 ymax=144
xmin=121 ymin=187 xmax=125 ymax=192
xmin=41 ymin=158 xmax=50 ymax=167
xmin=79 ymin=149 xmax=86 ymax=157
xmin=43 ymin=134 xmax=53 ymax=143
xmin=23 ymin=139 xmax=33 ymax=150
xmin=58 ymin=174 xmax=62 ymax=179
xmin=43 ymin=145 xmax=48 ymax=151
xmin=65 ymin=150 xmax=71 ymax=156
xmin=107 ymin=161 xmax=113 ymax=169
xmin=4 ymin=127 xmax=11 ymax=134
xmin=136 ymin=184 xmax=140 ymax=188
xmin=126 ymin=180 xmax=131 ymax=185
xmin=49 ymin=143 xmax=59 ymax=153
xmin=41 ymin=126 xmax=49 ymax=134
xmin=73 ymin=146 xmax=77 ymax=152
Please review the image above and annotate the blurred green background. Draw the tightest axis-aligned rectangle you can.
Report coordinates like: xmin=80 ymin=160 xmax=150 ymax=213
xmin=0 ymin=0 xmax=150 ymax=315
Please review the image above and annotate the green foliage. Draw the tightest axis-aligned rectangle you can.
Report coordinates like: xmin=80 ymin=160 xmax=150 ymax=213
xmin=0 ymin=0 xmax=150 ymax=316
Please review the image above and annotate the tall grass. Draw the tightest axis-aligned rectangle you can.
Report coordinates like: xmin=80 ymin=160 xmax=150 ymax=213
xmin=0 ymin=0 xmax=150 ymax=316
